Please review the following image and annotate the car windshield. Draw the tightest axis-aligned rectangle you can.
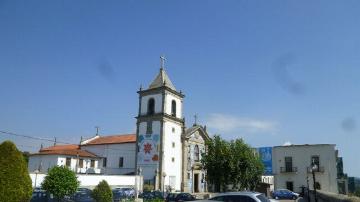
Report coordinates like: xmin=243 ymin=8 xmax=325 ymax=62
xmin=256 ymin=194 xmax=271 ymax=202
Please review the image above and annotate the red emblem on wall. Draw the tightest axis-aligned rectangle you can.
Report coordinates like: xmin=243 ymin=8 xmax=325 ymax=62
xmin=144 ymin=143 xmax=152 ymax=154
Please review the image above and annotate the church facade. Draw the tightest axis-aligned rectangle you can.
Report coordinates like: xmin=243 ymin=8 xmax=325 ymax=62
xmin=135 ymin=64 xmax=210 ymax=192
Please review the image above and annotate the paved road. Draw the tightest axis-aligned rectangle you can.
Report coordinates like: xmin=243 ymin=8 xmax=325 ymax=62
xmin=279 ymin=197 xmax=306 ymax=202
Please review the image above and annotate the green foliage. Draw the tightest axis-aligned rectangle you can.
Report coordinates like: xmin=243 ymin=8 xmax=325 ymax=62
xmin=0 ymin=140 xmax=33 ymax=202
xmin=41 ymin=166 xmax=79 ymax=200
xmin=22 ymin=151 xmax=30 ymax=165
xmin=91 ymin=180 xmax=113 ymax=202
xmin=354 ymin=188 xmax=360 ymax=197
xmin=143 ymin=183 xmax=154 ymax=192
xmin=201 ymin=135 xmax=264 ymax=192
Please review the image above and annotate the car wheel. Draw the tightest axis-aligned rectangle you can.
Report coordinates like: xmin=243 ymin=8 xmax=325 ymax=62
xmin=292 ymin=195 xmax=297 ymax=200
xmin=275 ymin=196 xmax=279 ymax=200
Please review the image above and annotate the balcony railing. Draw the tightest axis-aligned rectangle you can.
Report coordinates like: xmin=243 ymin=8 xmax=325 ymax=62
xmin=307 ymin=166 xmax=325 ymax=173
xmin=280 ymin=167 xmax=298 ymax=173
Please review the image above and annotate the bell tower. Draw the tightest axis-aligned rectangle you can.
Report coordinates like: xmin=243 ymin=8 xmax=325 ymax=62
xmin=136 ymin=56 xmax=185 ymax=191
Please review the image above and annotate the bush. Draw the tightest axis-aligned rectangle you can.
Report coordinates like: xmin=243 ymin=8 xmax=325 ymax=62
xmin=41 ymin=166 xmax=79 ymax=201
xmin=143 ymin=183 xmax=154 ymax=192
xmin=0 ymin=140 xmax=32 ymax=202
xmin=91 ymin=180 xmax=113 ymax=202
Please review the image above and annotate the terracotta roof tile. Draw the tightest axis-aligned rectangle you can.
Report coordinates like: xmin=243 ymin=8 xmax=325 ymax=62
xmin=85 ymin=134 xmax=136 ymax=145
xmin=40 ymin=144 xmax=79 ymax=151
xmin=34 ymin=144 xmax=98 ymax=158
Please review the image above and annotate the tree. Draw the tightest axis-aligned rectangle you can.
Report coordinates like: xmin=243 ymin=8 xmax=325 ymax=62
xmin=0 ymin=140 xmax=32 ymax=202
xmin=22 ymin=151 xmax=30 ymax=165
xmin=201 ymin=135 xmax=231 ymax=192
xmin=201 ymin=135 xmax=264 ymax=192
xmin=41 ymin=166 xmax=79 ymax=201
xmin=91 ymin=180 xmax=113 ymax=202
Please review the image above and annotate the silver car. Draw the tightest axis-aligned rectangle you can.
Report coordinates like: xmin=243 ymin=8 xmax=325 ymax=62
xmin=196 ymin=191 xmax=277 ymax=202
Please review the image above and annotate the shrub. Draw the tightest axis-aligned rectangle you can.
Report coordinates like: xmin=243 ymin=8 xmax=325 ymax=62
xmin=91 ymin=180 xmax=113 ymax=202
xmin=143 ymin=183 xmax=154 ymax=192
xmin=41 ymin=166 xmax=79 ymax=201
xmin=0 ymin=140 xmax=32 ymax=202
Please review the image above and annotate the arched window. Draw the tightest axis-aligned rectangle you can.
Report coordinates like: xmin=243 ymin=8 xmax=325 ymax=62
xmin=194 ymin=145 xmax=200 ymax=161
xmin=171 ymin=100 xmax=176 ymax=117
xmin=147 ymin=98 xmax=155 ymax=115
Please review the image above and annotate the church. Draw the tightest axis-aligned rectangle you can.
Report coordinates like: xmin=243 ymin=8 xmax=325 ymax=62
xmin=135 ymin=60 xmax=210 ymax=192
xmin=28 ymin=58 xmax=211 ymax=193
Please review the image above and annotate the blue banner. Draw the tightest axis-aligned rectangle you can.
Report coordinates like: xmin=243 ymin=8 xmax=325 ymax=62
xmin=258 ymin=147 xmax=272 ymax=175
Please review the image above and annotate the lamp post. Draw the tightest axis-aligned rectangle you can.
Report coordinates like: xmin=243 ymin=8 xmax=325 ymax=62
xmin=136 ymin=167 xmax=142 ymax=199
xmin=311 ymin=162 xmax=318 ymax=202
xmin=162 ymin=172 xmax=167 ymax=198
xmin=34 ymin=169 xmax=39 ymax=189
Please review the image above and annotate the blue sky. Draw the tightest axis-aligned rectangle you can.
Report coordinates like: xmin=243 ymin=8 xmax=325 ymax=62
xmin=1 ymin=0 xmax=360 ymax=176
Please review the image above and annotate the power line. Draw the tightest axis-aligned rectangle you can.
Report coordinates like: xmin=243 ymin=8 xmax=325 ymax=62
xmin=0 ymin=130 xmax=73 ymax=145
xmin=0 ymin=130 xmax=137 ymax=152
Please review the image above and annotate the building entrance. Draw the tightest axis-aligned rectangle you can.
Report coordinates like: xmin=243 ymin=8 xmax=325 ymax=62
xmin=194 ymin=173 xmax=199 ymax=192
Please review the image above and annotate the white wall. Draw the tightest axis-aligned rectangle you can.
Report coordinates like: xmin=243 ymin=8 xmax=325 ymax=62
xmin=81 ymin=143 xmax=136 ymax=175
xmin=140 ymin=94 xmax=163 ymax=115
xmin=162 ymin=121 xmax=182 ymax=191
xmin=28 ymin=155 xmax=59 ymax=173
xmin=29 ymin=155 xmax=100 ymax=174
xmin=30 ymin=173 xmax=143 ymax=190
xmin=272 ymin=145 xmax=338 ymax=193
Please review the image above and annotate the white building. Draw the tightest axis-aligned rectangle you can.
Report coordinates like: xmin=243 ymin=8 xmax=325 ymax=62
xmin=135 ymin=66 xmax=210 ymax=192
xmin=272 ymin=144 xmax=338 ymax=193
xmin=28 ymin=144 xmax=101 ymax=174
xmin=81 ymin=134 xmax=137 ymax=175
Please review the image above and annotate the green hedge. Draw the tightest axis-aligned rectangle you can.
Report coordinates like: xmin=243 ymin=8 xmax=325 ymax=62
xmin=0 ymin=140 xmax=32 ymax=202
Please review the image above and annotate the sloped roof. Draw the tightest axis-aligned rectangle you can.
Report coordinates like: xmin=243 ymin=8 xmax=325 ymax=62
xmin=84 ymin=134 xmax=136 ymax=145
xmin=149 ymin=68 xmax=176 ymax=90
xmin=40 ymin=144 xmax=79 ymax=151
xmin=184 ymin=124 xmax=211 ymax=141
xmin=33 ymin=144 xmax=98 ymax=158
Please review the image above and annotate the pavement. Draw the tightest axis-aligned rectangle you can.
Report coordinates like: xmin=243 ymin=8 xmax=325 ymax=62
xmin=280 ymin=197 xmax=306 ymax=202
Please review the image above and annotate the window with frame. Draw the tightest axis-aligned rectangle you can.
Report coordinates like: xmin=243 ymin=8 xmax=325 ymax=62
xmin=119 ymin=157 xmax=124 ymax=168
xmin=172 ymin=142 xmax=175 ymax=148
xmin=285 ymin=156 xmax=293 ymax=172
xmin=311 ymin=156 xmax=320 ymax=171
xmin=147 ymin=98 xmax=155 ymax=115
xmin=66 ymin=157 xmax=71 ymax=167
xmin=172 ymin=127 xmax=175 ymax=133
xmin=194 ymin=145 xmax=200 ymax=161
xmin=90 ymin=160 xmax=95 ymax=168
xmin=79 ymin=159 xmax=84 ymax=168
xmin=103 ymin=158 xmax=107 ymax=167
xmin=171 ymin=100 xmax=176 ymax=117
xmin=172 ymin=157 xmax=175 ymax=162
xmin=146 ymin=121 xmax=153 ymax=134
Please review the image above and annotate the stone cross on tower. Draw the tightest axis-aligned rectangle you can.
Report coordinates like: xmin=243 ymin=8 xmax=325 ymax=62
xmin=160 ymin=55 xmax=166 ymax=69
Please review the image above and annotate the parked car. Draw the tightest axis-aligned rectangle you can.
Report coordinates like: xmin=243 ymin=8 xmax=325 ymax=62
xmin=112 ymin=189 xmax=127 ymax=202
xmin=203 ymin=191 xmax=273 ymax=202
xmin=166 ymin=192 xmax=196 ymax=202
xmin=272 ymin=189 xmax=299 ymax=200
xmin=71 ymin=188 xmax=94 ymax=202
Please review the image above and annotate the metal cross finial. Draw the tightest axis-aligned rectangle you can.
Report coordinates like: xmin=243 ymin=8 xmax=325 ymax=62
xmin=160 ymin=55 xmax=166 ymax=69
xmin=95 ymin=126 xmax=100 ymax=136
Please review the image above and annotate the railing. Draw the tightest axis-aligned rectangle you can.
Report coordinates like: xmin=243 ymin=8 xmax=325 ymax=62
xmin=280 ymin=167 xmax=298 ymax=173
xmin=307 ymin=166 xmax=325 ymax=173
